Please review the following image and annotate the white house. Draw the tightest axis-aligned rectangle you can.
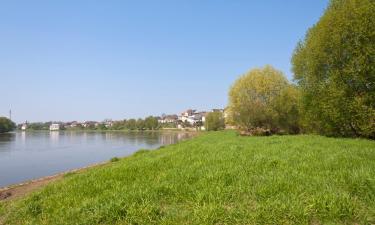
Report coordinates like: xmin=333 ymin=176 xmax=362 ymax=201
xmin=49 ymin=123 xmax=60 ymax=131
xmin=158 ymin=115 xmax=178 ymax=124
xmin=21 ymin=123 xmax=27 ymax=131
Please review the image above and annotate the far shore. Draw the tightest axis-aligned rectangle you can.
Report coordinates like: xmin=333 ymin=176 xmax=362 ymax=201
xmin=15 ymin=128 xmax=202 ymax=133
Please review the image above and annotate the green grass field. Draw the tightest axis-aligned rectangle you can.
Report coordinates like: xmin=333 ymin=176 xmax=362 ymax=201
xmin=1 ymin=131 xmax=375 ymax=224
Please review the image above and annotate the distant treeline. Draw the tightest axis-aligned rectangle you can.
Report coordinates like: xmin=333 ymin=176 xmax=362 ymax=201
xmin=21 ymin=116 xmax=162 ymax=131
xmin=110 ymin=116 xmax=159 ymax=130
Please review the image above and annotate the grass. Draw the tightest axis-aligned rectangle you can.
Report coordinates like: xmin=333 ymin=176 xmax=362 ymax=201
xmin=1 ymin=131 xmax=375 ymax=224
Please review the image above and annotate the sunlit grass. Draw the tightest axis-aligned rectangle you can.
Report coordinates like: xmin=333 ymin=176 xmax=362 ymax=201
xmin=1 ymin=131 xmax=375 ymax=224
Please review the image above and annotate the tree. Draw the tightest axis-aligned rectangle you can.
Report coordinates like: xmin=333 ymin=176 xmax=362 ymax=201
xmin=126 ymin=119 xmax=137 ymax=130
xmin=271 ymin=85 xmax=301 ymax=134
xmin=228 ymin=65 xmax=300 ymax=134
xmin=112 ymin=120 xmax=127 ymax=130
xmin=205 ymin=112 xmax=225 ymax=131
xmin=0 ymin=117 xmax=16 ymax=133
xmin=292 ymin=0 xmax=375 ymax=138
xmin=136 ymin=119 xmax=145 ymax=130
xmin=97 ymin=123 xmax=107 ymax=130
xmin=145 ymin=116 xmax=159 ymax=130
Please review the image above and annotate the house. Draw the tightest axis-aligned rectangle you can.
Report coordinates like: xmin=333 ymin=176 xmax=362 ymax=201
xmin=105 ymin=122 xmax=113 ymax=128
xmin=21 ymin=123 xmax=27 ymax=131
xmin=179 ymin=109 xmax=197 ymax=123
xmin=69 ymin=121 xmax=81 ymax=128
xmin=178 ymin=109 xmax=209 ymax=126
xmin=159 ymin=115 xmax=178 ymax=124
xmin=195 ymin=111 xmax=208 ymax=123
xmin=49 ymin=123 xmax=60 ymax=131
xmin=182 ymin=109 xmax=196 ymax=117
xmin=82 ymin=121 xmax=97 ymax=128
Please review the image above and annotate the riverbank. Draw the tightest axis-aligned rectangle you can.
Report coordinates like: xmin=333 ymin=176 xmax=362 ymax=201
xmin=1 ymin=131 xmax=375 ymax=224
xmin=0 ymin=130 xmax=197 ymax=188
xmin=0 ymin=161 xmax=109 ymax=201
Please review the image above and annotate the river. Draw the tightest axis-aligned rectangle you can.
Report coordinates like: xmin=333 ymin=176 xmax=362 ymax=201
xmin=0 ymin=131 xmax=194 ymax=187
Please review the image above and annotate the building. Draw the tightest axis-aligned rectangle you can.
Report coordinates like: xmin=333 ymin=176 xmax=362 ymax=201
xmin=21 ymin=123 xmax=27 ymax=131
xmin=49 ymin=123 xmax=60 ymax=131
xmin=179 ymin=109 xmax=196 ymax=123
xmin=178 ymin=109 xmax=208 ymax=126
xmin=82 ymin=121 xmax=97 ymax=128
xmin=158 ymin=115 xmax=178 ymax=124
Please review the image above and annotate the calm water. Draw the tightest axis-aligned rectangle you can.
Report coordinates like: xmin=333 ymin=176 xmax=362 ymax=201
xmin=0 ymin=131 xmax=194 ymax=187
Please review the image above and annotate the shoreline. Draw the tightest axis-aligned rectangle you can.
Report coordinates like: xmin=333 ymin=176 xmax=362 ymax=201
xmin=0 ymin=132 xmax=200 ymax=201
xmin=0 ymin=161 xmax=109 ymax=201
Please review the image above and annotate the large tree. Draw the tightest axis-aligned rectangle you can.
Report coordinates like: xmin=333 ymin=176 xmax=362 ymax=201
xmin=228 ymin=65 xmax=300 ymax=134
xmin=292 ymin=0 xmax=375 ymax=138
xmin=0 ymin=117 xmax=16 ymax=133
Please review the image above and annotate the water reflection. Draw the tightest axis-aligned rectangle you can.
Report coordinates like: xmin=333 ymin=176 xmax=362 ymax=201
xmin=0 ymin=133 xmax=16 ymax=153
xmin=0 ymin=131 xmax=195 ymax=187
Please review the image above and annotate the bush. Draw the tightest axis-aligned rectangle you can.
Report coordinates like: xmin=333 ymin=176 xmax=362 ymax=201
xmin=110 ymin=157 xmax=120 ymax=162
xmin=205 ymin=112 xmax=225 ymax=131
xmin=228 ymin=65 xmax=300 ymax=134
xmin=292 ymin=0 xmax=375 ymax=138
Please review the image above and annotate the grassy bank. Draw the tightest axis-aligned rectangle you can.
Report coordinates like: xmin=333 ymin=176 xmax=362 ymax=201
xmin=1 ymin=131 xmax=374 ymax=224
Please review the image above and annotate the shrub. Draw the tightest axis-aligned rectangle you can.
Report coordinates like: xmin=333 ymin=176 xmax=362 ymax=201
xmin=110 ymin=157 xmax=120 ymax=162
xmin=205 ymin=112 xmax=225 ymax=131
xmin=228 ymin=65 xmax=300 ymax=134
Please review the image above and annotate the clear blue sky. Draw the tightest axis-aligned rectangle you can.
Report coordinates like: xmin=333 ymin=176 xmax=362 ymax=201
xmin=0 ymin=0 xmax=329 ymax=123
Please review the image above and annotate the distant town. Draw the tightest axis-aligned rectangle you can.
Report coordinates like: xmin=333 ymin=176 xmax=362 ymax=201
xmin=19 ymin=108 xmax=228 ymax=131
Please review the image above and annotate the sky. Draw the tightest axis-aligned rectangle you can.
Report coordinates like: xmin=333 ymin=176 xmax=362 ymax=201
xmin=0 ymin=0 xmax=329 ymax=123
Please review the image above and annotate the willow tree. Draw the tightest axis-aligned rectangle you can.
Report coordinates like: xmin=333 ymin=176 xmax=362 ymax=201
xmin=292 ymin=0 xmax=375 ymax=138
xmin=228 ymin=65 xmax=300 ymax=134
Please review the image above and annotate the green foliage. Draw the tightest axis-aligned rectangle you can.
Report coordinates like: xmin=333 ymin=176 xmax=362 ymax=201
xmin=111 ymin=120 xmax=127 ymax=130
xmin=205 ymin=112 xmax=225 ymax=131
xmin=96 ymin=123 xmax=107 ymax=130
xmin=26 ymin=122 xmax=51 ymax=130
xmin=2 ymin=132 xmax=375 ymax=224
xmin=271 ymin=85 xmax=301 ymax=134
xmin=144 ymin=116 xmax=159 ymax=130
xmin=228 ymin=65 xmax=300 ymax=134
xmin=0 ymin=117 xmax=16 ymax=133
xmin=136 ymin=118 xmax=145 ymax=130
xmin=159 ymin=122 xmax=177 ymax=129
xmin=126 ymin=119 xmax=137 ymax=130
xmin=110 ymin=157 xmax=120 ymax=162
xmin=292 ymin=0 xmax=375 ymax=138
